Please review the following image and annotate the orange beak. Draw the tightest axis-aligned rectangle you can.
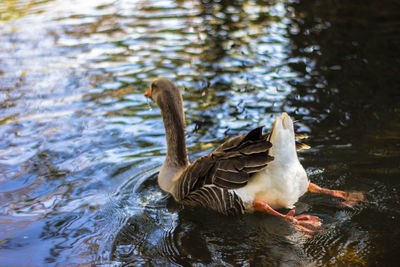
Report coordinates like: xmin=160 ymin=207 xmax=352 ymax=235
xmin=144 ymin=87 xmax=152 ymax=98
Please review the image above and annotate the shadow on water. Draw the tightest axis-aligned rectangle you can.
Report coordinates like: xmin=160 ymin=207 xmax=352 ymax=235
xmin=285 ymin=0 xmax=400 ymax=135
xmin=284 ymin=0 xmax=400 ymax=265
xmin=0 ymin=0 xmax=399 ymax=266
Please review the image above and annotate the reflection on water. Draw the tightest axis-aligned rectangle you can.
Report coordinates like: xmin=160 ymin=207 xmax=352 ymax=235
xmin=0 ymin=0 xmax=399 ymax=265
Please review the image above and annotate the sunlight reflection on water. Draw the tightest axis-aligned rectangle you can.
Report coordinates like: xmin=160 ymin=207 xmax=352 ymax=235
xmin=0 ymin=0 xmax=399 ymax=265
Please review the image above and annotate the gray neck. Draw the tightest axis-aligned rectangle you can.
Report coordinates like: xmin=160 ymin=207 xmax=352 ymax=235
xmin=161 ymin=106 xmax=189 ymax=168
xmin=157 ymin=91 xmax=189 ymax=193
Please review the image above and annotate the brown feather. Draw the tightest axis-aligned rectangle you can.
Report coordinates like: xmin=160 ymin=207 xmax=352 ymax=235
xmin=174 ymin=127 xmax=274 ymax=215
xmin=296 ymin=142 xmax=311 ymax=151
xmin=182 ymin=185 xmax=246 ymax=215
xmin=295 ymin=134 xmax=309 ymax=139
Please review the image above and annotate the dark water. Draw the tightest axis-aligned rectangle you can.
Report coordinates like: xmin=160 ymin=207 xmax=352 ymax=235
xmin=1 ymin=0 xmax=399 ymax=265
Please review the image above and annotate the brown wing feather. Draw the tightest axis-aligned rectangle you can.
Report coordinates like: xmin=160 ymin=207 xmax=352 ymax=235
xmin=182 ymin=185 xmax=246 ymax=215
xmin=173 ymin=127 xmax=273 ymax=214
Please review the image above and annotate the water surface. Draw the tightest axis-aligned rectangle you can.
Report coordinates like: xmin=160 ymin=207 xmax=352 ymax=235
xmin=1 ymin=0 xmax=399 ymax=265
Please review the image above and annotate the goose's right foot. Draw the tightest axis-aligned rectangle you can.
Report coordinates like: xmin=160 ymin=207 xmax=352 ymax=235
xmin=253 ymin=200 xmax=322 ymax=236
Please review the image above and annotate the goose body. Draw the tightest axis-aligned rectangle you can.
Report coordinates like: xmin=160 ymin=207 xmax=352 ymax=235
xmin=145 ymin=78 xmax=310 ymax=215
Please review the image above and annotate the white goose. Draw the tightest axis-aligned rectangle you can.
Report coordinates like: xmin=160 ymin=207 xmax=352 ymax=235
xmin=144 ymin=78 xmax=364 ymax=234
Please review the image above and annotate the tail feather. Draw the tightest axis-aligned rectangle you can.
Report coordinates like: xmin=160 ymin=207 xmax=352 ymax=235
xmin=295 ymin=134 xmax=309 ymax=139
xmin=296 ymin=142 xmax=311 ymax=151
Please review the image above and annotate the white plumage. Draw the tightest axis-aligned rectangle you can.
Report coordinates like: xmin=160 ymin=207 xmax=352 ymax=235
xmin=234 ymin=113 xmax=309 ymax=210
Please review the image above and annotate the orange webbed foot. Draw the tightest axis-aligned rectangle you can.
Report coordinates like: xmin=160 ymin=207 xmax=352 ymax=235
xmin=253 ymin=200 xmax=322 ymax=236
xmin=333 ymin=190 xmax=365 ymax=207
xmin=283 ymin=210 xmax=322 ymax=236
xmin=308 ymin=183 xmax=365 ymax=208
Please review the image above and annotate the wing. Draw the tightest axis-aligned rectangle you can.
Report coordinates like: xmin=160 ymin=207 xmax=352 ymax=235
xmin=173 ymin=127 xmax=274 ymax=215
xmin=181 ymin=185 xmax=246 ymax=215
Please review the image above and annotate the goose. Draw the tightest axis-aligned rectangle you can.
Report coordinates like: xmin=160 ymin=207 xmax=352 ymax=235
xmin=144 ymin=78 xmax=364 ymax=234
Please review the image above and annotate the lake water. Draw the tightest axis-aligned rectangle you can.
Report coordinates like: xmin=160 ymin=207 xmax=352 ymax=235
xmin=1 ymin=0 xmax=399 ymax=265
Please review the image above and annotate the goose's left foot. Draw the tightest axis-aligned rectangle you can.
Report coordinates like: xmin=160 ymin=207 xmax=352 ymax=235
xmin=253 ymin=200 xmax=322 ymax=236
xmin=308 ymin=183 xmax=365 ymax=207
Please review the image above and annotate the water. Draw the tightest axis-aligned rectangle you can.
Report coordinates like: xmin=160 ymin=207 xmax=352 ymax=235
xmin=1 ymin=0 xmax=399 ymax=265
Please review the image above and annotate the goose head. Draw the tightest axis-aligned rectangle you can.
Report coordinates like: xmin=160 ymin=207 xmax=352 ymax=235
xmin=145 ymin=78 xmax=181 ymax=110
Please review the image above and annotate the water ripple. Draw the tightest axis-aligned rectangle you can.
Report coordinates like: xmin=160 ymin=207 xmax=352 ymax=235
xmin=0 ymin=0 xmax=399 ymax=265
